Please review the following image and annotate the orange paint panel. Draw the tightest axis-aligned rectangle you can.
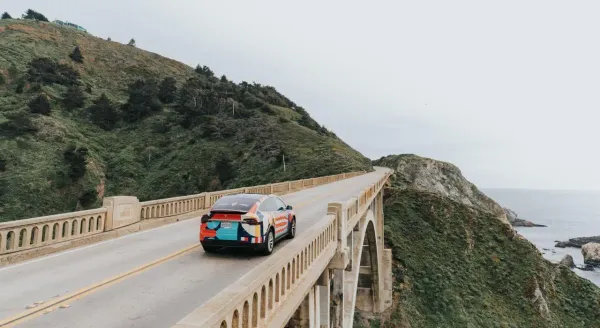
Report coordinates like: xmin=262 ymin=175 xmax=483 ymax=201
xmin=200 ymin=223 xmax=217 ymax=241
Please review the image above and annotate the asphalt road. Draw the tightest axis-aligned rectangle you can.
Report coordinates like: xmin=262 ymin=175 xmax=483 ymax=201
xmin=0 ymin=168 xmax=389 ymax=328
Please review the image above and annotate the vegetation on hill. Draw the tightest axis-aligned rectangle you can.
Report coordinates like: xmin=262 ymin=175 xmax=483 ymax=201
xmin=359 ymin=155 xmax=600 ymax=328
xmin=0 ymin=18 xmax=371 ymax=221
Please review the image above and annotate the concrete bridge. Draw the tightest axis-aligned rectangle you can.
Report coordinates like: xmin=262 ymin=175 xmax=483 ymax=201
xmin=0 ymin=167 xmax=393 ymax=328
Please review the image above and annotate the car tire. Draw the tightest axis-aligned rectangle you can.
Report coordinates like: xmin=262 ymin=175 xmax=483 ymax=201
xmin=287 ymin=217 xmax=296 ymax=239
xmin=261 ymin=229 xmax=275 ymax=256
xmin=202 ymin=245 xmax=218 ymax=253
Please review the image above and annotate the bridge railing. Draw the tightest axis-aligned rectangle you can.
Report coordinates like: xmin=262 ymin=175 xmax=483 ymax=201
xmin=172 ymin=169 xmax=392 ymax=328
xmin=0 ymin=208 xmax=107 ymax=255
xmin=0 ymin=170 xmax=366 ymax=256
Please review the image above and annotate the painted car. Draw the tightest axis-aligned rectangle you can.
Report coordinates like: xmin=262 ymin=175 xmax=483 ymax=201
xmin=199 ymin=193 xmax=296 ymax=255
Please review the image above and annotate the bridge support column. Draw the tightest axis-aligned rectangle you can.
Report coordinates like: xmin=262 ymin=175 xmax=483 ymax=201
xmin=316 ymin=270 xmax=331 ymax=328
xmin=330 ymin=269 xmax=345 ymax=328
xmin=288 ymin=284 xmax=325 ymax=328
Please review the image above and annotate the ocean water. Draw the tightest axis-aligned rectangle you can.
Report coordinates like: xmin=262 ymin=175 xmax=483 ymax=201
xmin=483 ymin=188 xmax=600 ymax=286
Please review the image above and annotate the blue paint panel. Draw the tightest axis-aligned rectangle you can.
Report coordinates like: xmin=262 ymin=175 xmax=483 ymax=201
xmin=216 ymin=222 xmax=239 ymax=241
xmin=207 ymin=221 xmax=220 ymax=229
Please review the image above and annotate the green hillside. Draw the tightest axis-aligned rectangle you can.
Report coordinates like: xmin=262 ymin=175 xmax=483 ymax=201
xmin=362 ymin=155 xmax=600 ymax=328
xmin=0 ymin=18 xmax=372 ymax=221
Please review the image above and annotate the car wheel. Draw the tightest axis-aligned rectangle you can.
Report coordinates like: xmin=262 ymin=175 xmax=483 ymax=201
xmin=262 ymin=229 xmax=275 ymax=256
xmin=287 ymin=217 xmax=296 ymax=239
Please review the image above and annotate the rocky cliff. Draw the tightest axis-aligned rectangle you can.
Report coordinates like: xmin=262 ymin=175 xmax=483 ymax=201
xmin=357 ymin=154 xmax=600 ymax=328
xmin=376 ymin=154 xmax=510 ymax=226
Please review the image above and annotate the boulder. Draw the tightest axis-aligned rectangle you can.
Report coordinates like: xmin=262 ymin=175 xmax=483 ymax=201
xmin=555 ymin=241 xmax=567 ymax=248
xmin=555 ymin=236 xmax=600 ymax=249
xmin=581 ymin=243 xmax=600 ymax=266
xmin=503 ymin=208 xmax=546 ymax=227
xmin=576 ymin=264 xmax=595 ymax=272
xmin=559 ymin=254 xmax=575 ymax=268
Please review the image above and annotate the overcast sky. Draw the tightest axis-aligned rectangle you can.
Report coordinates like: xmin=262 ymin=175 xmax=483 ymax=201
xmin=4 ymin=1 xmax=599 ymax=189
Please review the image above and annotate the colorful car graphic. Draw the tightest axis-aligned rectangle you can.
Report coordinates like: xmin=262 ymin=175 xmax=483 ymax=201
xmin=199 ymin=194 xmax=296 ymax=255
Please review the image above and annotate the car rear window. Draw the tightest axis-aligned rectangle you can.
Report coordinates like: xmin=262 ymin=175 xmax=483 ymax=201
xmin=211 ymin=195 xmax=259 ymax=212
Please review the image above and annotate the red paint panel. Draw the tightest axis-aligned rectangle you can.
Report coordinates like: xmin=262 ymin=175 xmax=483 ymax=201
xmin=211 ymin=213 xmax=242 ymax=221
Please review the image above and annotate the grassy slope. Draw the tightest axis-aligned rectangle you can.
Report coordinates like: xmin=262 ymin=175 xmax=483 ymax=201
xmin=0 ymin=19 xmax=372 ymax=221
xmin=365 ymin=155 xmax=600 ymax=328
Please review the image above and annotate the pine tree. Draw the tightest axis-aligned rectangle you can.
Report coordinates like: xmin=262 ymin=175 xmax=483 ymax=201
xmin=1 ymin=12 xmax=12 ymax=19
xmin=69 ymin=46 xmax=84 ymax=63
xmin=158 ymin=77 xmax=177 ymax=104
xmin=128 ymin=38 xmax=136 ymax=47
xmin=220 ymin=75 xmax=228 ymax=83
xmin=107 ymin=37 xmax=111 ymax=41
xmin=88 ymin=94 xmax=118 ymax=130
xmin=22 ymin=9 xmax=48 ymax=22
xmin=28 ymin=94 xmax=52 ymax=115
xmin=62 ymin=85 xmax=86 ymax=110
xmin=122 ymin=79 xmax=161 ymax=122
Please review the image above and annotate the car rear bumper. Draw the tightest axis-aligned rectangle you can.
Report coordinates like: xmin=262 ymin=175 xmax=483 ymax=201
xmin=201 ymin=239 xmax=264 ymax=250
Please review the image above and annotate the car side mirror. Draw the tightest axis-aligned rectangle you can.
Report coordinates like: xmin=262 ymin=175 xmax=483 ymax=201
xmin=201 ymin=214 xmax=210 ymax=223
xmin=286 ymin=205 xmax=293 ymax=210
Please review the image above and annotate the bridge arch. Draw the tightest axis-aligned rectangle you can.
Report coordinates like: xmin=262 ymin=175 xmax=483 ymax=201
xmin=343 ymin=208 xmax=384 ymax=326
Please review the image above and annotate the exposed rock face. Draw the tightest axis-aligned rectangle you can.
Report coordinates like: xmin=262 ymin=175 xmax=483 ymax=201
xmin=380 ymin=154 xmax=511 ymax=226
xmin=504 ymin=208 xmax=547 ymax=227
xmin=529 ymin=277 xmax=551 ymax=319
xmin=555 ymin=236 xmax=600 ymax=248
xmin=559 ymin=254 xmax=575 ymax=268
xmin=582 ymin=243 xmax=600 ymax=266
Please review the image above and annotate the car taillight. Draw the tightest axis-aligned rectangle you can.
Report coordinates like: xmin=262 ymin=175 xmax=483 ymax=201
xmin=201 ymin=214 xmax=211 ymax=223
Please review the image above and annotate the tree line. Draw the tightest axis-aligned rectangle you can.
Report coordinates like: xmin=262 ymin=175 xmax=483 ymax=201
xmin=1 ymin=9 xmax=49 ymax=21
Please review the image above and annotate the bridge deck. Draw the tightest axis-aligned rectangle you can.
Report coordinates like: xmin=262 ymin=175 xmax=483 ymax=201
xmin=0 ymin=168 xmax=388 ymax=328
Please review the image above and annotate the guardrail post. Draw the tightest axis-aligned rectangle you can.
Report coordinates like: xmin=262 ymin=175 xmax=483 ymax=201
xmin=102 ymin=196 xmax=140 ymax=231
xmin=327 ymin=202 xmax=349 ymax=270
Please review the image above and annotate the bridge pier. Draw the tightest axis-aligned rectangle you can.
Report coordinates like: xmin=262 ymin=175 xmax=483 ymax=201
xmin=330 ymin=268 xmax=345 ymax=328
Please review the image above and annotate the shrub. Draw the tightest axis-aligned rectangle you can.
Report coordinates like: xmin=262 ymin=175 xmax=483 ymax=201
xmin=158 ymin=77 xmax=177 ymax=104
xmin=15 ymin=80 xmax=25 ymax=93
xmin=122 ymin=79 xmax=161 ymax=122
xmin=63 ymin=145 xmax=88 ymax=181
xmin=78 ymin=190 xmax=97 ymax=208
xmin=1 ymin=12 xmax=11 ymax=19
xmin=62 ymin=85 xmax=86 ymax=110
xmin=8 ymin=64 xmax=18 ymax=79
xmin=128 ymin=38 xmax=136 ymax=47
xmin=0 ymin=157 xmax=6 ymax=171
xmin=0 ymin=111 xmax=37 ymax=137
xmin=69 ymin=46 xmax=84 ymax=63
xmin=215 ymin=155 xmax=235 ymax=186
xmin=28 ymin=94 xmax=51 ymax=115
xmin=260 ymin=103 xmax=276 ymax=115
xmin=27 ymin=58 xmax=80 ymax=87
xmin=195 ymin=64 xmax=214 ymax=77
xmin=0 ymin=73 xmax=5 ymax=85
xmin=88 ymin=93 xmax=118 ymax=130
xmin=22 ymin=9 xmax=48 ymax=21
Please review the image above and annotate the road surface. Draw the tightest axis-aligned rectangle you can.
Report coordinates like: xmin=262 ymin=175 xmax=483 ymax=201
xmin=0 ymin=168 xmax=389 ymax=328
